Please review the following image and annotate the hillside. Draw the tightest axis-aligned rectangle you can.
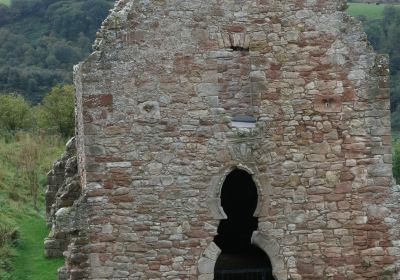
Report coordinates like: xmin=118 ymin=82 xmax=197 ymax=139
xmin=0 ymin=0 xmax=114 ymax=103
xmin=347 ymin=3 xmax=400 ymax=19
xmin=0 ymin=133 xmax=65 ymax=279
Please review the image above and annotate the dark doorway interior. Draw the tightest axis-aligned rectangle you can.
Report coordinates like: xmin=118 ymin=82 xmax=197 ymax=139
xmin=214 ymin=169 xmax=275 ymax=280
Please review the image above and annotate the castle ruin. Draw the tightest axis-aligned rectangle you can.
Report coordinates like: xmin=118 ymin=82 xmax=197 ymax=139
xmin=45 ymin=0 xmax=400 ymax=279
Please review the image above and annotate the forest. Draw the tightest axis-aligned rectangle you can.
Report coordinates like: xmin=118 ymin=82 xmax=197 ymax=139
xmin=0 ymin=1 xmax=114 ymax=279
xmin=1 ymin=1 xmax=400 ymax=129
xmin=0 ymin=0 xmax=114 ymax=103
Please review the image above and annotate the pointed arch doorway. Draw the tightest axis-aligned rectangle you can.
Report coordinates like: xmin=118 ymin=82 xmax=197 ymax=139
xmin=214 ymin=169 xmax=275 ymax=280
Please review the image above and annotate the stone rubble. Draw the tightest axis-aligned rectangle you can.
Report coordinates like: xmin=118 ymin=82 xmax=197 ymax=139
xmin=44 ymin=137 xmax=82 ymax=258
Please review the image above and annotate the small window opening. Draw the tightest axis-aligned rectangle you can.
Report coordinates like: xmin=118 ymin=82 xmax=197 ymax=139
xmin=214 ymin=169 xmax=275 ymax=280
xmin=230 ymin=46 xmax=249 ymax=52
xmin=231 ymin=116 xmax=256 ymax=128
xmin=323 ymin=98 xmax=333 ymax=108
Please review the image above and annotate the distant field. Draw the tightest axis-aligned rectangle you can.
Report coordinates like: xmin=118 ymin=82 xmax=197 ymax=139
xmin=347 ymin=3 xmax=400 ymax=19
xmin=0 ymin=0 xmax=10 ymax=6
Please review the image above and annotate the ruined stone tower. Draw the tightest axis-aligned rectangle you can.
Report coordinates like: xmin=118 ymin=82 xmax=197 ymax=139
xmin=60 ymin=0 xmax=400 ymax=278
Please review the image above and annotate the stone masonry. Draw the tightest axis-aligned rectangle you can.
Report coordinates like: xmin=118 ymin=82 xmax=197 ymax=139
xmin=44 ymin=137 xmax=82 ymax=258
xmin=55 ymin=0 xmax=400 ymax=279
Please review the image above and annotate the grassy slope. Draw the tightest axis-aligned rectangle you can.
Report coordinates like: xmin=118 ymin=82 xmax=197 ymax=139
xmin=347 ymin=3 xmax=400 ymax=19
xmin=12 ymin=216 xmax=64 ymax=280
xmin=0 ymin=0 xmax=10 ymax=6
xmin=0 ymin=133 xmax=65 ymax=280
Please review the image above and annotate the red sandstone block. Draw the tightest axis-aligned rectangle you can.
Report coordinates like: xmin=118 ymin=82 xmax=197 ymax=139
xmin=297 ymin=261 xmax=314 ymax=274
xmin=340 ymin=171 xmax=355 ymax=181
xmin=382 ymin=256 xmax=396 ymax=264
xmin=325 ymin=194 xmax=346 ymax=201
xmin=186 ymin=230 xmax=208 ymax=238
xmin=368 ymin=231 xmax=383 ymax=239
xmin=380 ymin=241 xmax=392 ymax=247
xmin=148 ymin=261 xmax=160 ymax=270
xmin=90 ymin=216 xmax=110 ymax=225
xmin=335 ymin=182 xmax=352 ymax=194
xmin=345 ymin=255 xmax=360 ymax=265
xmin=94 ymin=156 xmax=124 ymax=163
xmin=361 ymin=247 xmax=384 ymax=256
xmin=110 ymin=216 xmax=130 ymax=225
xmin=382 ymin=135 xmax=392 ymax=145
xmin=147 ymin=271 xmax=161 ymax=278
xmin=97 ymin=234 xmax=116 ymax=242
xmin=354 ymin=239 xmax=368 ymax=247
xmin=110 ymin=195 xmax=134 ymax=203
xmin=83 ymin=94 xmax=113 ymax=108
xmin=343 ymin=88 xmax=356 ymax=101
xmin=225 ymin=25 xmax=245 ymax=32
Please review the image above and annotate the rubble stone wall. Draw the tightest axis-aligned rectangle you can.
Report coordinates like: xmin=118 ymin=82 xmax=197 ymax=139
xmin=44 ymin=138 xmax=82 ymax=258
xmin=67 ymin=0 xmax=400 ymax=279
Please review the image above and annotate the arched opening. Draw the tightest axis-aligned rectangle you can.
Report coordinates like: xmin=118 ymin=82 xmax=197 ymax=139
xmin=214 ymin=169 xmax=275 ymax=280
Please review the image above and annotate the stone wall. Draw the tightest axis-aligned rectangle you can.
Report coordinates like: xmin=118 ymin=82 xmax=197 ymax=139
xmin=44 ymin=138 xmax=82 ymax=258
xmin=67 ymin=0 xmax=400 ymax=279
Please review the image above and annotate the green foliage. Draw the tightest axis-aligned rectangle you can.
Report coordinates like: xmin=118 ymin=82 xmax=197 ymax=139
xmin=347 ymin=3 xmax=400 ymax=20
xmin=0 ymin=85 xmax=75 ymax=138
xmin=393 ymin=138 xmax=400 ymax=183
xmin=0 ymin=0 xmax=114 ymax=103
xmin=12 ymin=215 xmax=64 ymax=280
xmin=0 ymin=132 xmax=64 ymax=280
xmin=0 ymin=0 xmax=10 ymax=6
xmin=0 ymin=94 xmax=34 ymax=131
xmin=0 ymin=225 xmax=18 ymax=248
xmin=35 ymin=85 xmax=75 ymax=138
xmin=0 ymin=224 xmax=17 ymax=279
xmin=0 ymin=244 xmax=15 ymax=280
xmin=15 ymin=135 xmax=42 ymax=209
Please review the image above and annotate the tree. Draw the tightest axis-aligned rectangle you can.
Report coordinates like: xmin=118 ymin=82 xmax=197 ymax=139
xmin=35 ymin=84 xmax=75 ymax=137
xmin=0 ymin=94 xmax=33 ymax=131
xmin=393 ymin=139 xmax=400 ymax=183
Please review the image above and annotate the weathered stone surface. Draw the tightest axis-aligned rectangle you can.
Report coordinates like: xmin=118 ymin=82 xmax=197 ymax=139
xmin=45 ymin=137 xmax=82 ymax=258
xmin=48 ymin=0 xmax=400 ymax=279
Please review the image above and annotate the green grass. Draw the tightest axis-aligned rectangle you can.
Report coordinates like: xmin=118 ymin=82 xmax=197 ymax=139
xmin=347 ymin=3 xmax=400 ymax=19
xmin=0 ymin=133 xmax=65 ymax=280
xmin=0 ymin=0 xmax=10 ymax=6
xmin=12 ymin=215 xmax=64 ymax=280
